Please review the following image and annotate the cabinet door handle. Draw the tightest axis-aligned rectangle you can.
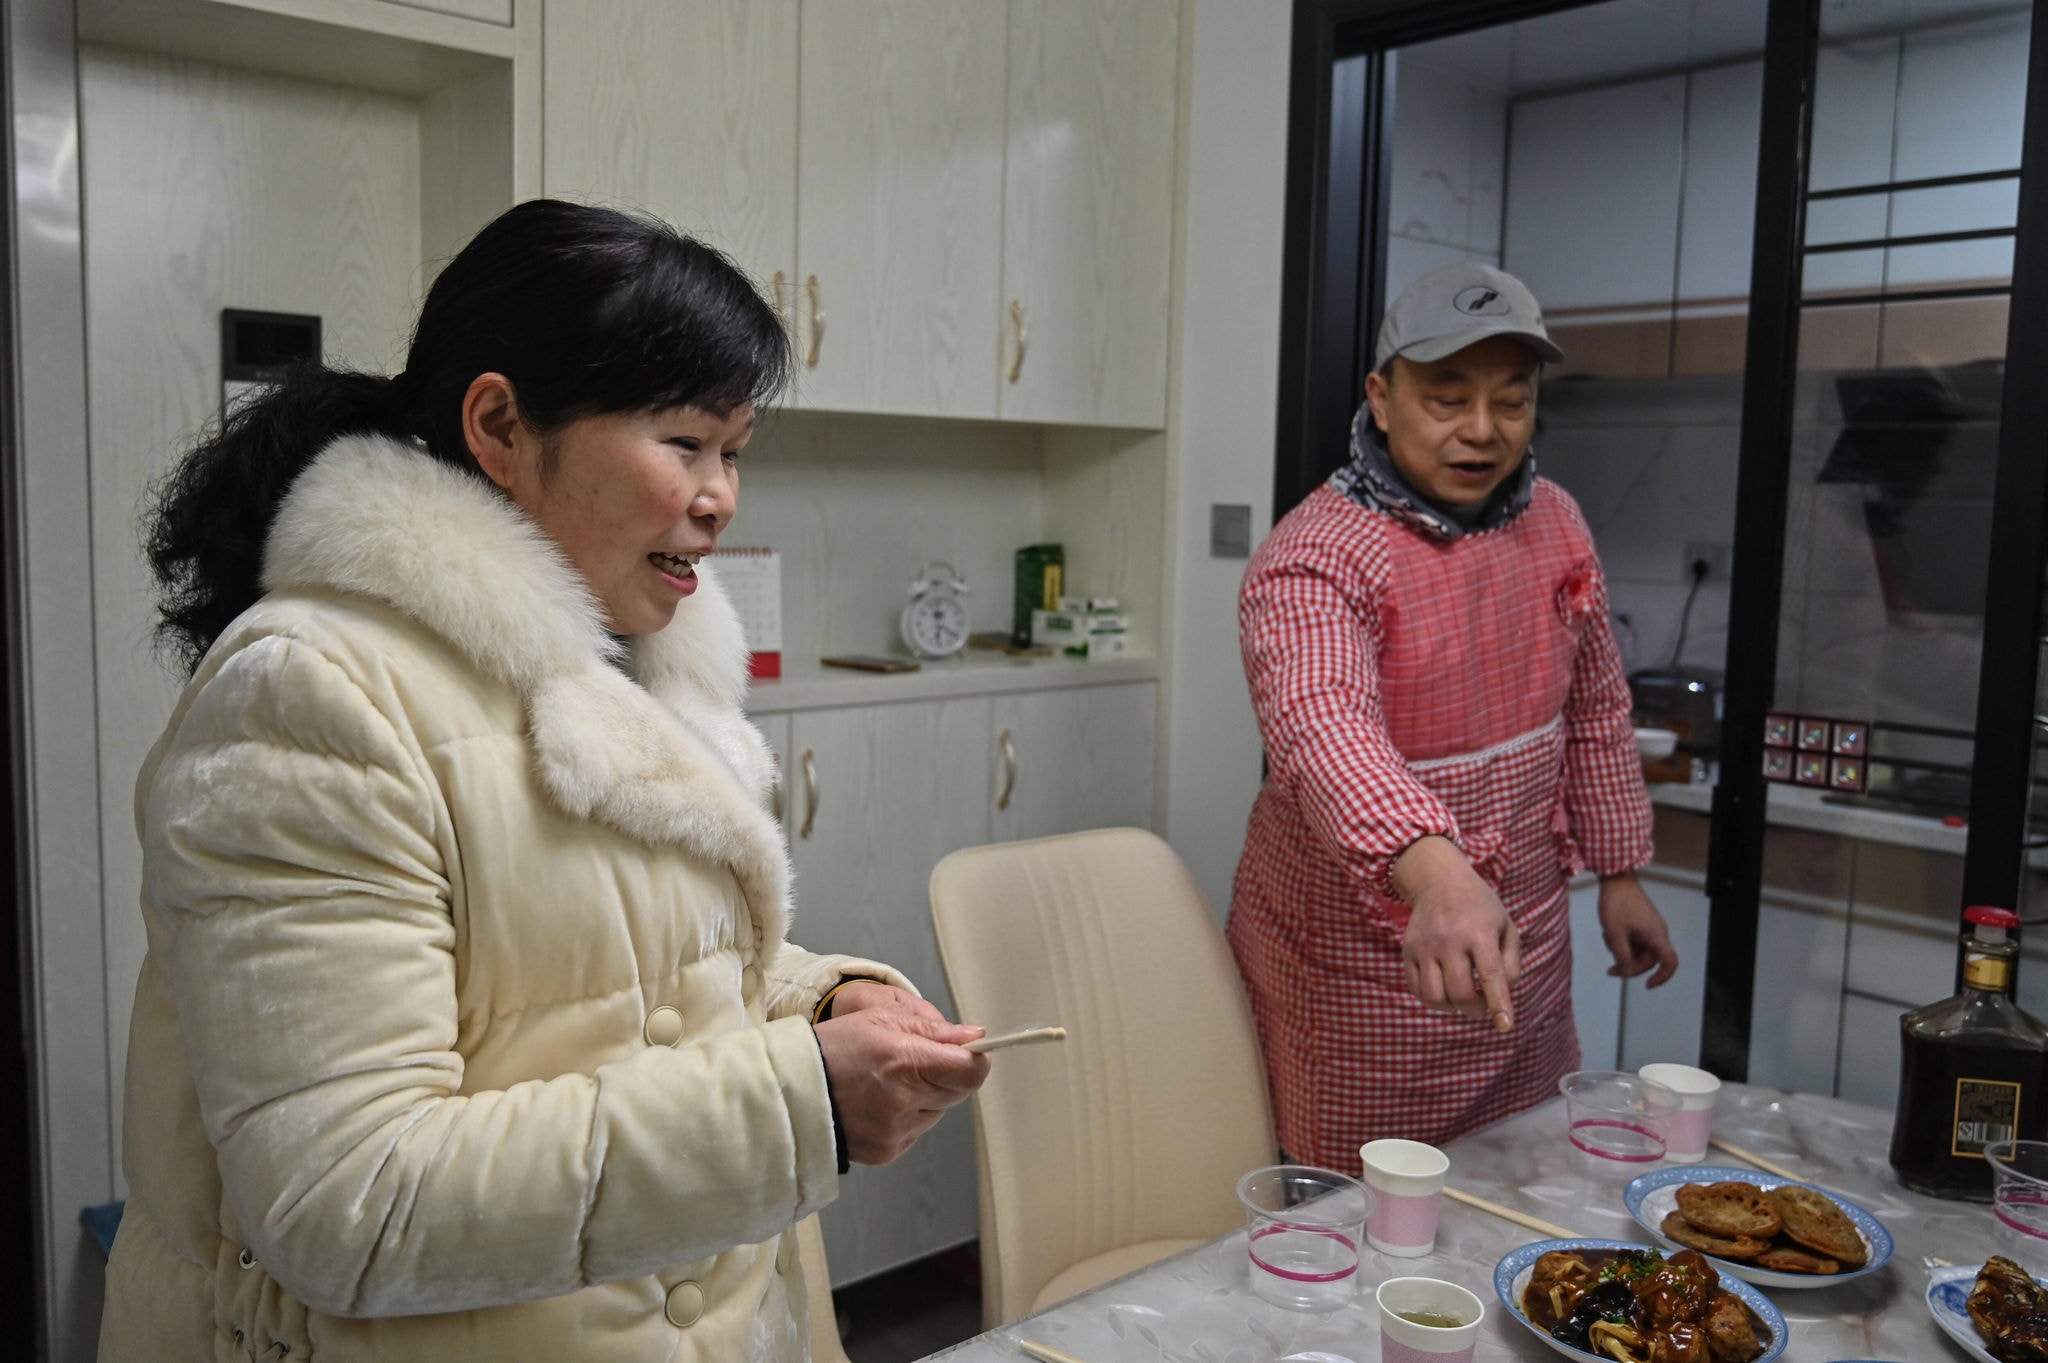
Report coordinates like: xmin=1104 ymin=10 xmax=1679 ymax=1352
xmin=770 ymin=270 xmax=790 ymax=329
xmin=769 ymin=751 xmax=785 ymax=824
xmin=996 ymin=729 xmax=1017 ymax=811
xmin=805 ymin=275 xmax=825 ymax=369
xmin=799 ymin=748 xmax=818 ymax=839
xmin=1007 ymin=299 xmax=1028 ymax=383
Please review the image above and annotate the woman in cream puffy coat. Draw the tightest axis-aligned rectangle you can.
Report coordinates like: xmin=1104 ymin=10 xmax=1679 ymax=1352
xmin=98 ymin=200 xmax=988 ymax=1362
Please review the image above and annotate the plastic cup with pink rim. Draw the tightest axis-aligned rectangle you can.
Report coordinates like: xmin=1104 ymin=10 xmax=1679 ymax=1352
xmin=1361 ymin=1138 xmax=1451 ymax=1257
xmin=1559 ymin=1070 xmax=1680 ymax=1163
xmin=1988 ymin=1140 xmax=2048 ymax=1262
xmin=1235 ymin=1165 xmax=1373 ymax=1311
xmin=1637 ymin=1062 xmax=1722 ymax=1164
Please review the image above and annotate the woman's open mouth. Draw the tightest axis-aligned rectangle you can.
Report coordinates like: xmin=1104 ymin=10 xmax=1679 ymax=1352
xmin=650 ymin=550 xmax=701 ymax=594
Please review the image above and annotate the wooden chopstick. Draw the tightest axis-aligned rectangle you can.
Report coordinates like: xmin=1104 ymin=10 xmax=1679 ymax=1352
xmin=1443 ymin=1184 xmax=1576 ymax=1240
xmin=1709 ymin=1137 xmax=1803 ymax=1182
xmin=1018 ymin=1339 xmax=1093 ymax=1363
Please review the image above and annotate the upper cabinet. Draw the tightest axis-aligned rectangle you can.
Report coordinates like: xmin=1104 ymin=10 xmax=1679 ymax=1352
xmin=794 ymin=0 xmax=1007 ymax=417
xmin=997 ymin=0 xmax=1179 ymax=428
xmin=541 ymin=0 xmax=1179 ymax=428
xmin=542 ymin=0 xmax=798 ymax=292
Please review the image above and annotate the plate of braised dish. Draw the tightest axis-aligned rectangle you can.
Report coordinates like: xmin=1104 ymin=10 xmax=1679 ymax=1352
xmin=1623 ymin=1167 xmax=1892 ymax=1288
xmin=1494 ymin=1239 xmax=1784 ymax=1362
xmin=1929 ymin=1256 xmax=2048 ymax=1363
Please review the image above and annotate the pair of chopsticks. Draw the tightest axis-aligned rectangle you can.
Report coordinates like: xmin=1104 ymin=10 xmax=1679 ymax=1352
xmin=1438 ymin=1140 xmax=1809 ymax=1243
xmin=1708 ymin=1137 xmax=1804 ymax=1182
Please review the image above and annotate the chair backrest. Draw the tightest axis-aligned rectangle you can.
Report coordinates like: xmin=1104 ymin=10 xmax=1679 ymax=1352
xmin=930 ymin=828 xmax=1274 ymax=1326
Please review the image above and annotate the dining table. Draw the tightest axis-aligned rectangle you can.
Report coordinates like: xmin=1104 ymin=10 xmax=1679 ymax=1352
xmin=917 ymin=1082 xmax=2021 ymax=1362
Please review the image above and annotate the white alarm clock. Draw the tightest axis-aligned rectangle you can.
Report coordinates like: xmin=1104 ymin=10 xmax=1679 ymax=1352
xmin=901 ymin=562 xmax=972 ymax=659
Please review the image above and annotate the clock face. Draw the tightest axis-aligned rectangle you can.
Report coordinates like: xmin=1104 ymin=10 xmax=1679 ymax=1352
xmin=902 ymin=593 xmax=970 ymax=657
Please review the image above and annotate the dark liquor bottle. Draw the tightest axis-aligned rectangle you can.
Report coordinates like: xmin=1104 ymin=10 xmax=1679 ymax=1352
xmin=1890 ymin=906 xmax=2048 ymax=1201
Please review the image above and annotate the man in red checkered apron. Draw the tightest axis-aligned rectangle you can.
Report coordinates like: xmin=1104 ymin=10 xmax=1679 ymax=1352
xmin=1230 ymin=263 xmax=1678 ymax=1169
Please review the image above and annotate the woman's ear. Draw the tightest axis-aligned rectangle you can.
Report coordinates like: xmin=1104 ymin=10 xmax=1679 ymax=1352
xmin=461 ymin=373 xmax=526 ymax=489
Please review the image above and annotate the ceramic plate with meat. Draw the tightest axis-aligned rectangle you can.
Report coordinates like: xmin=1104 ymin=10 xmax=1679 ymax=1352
xmin=1930 ymin=1258 xmax=2048 ymax=1363
xmin=1493 ymin=1238 xmax=1787 ymax=1363
xmin=1624 ymin=1166 xmax=1893 ymax=1289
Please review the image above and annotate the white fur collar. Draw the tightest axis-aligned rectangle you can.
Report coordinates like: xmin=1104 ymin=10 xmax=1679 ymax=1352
xmin=262 ymin=433 xmax=789 ymax=948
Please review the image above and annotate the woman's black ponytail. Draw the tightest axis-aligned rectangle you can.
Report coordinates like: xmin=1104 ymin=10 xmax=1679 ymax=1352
xmin=144 ymin=365 xmax=415 ymax=677
xmin=143 ymin=199 xmax=791 ymax=675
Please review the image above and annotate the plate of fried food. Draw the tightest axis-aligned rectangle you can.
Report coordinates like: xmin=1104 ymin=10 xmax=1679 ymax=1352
xmin=1496 ymin=1239 xmax=1784 ymax=1362
xmin=1622 ymin=1166 xmax=1892 ymax=1289
xmin=1929 ymin=1256 xmax=2048 ymax=1363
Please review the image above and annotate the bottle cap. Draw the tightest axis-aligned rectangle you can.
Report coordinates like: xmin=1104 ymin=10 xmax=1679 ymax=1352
xmin=1967 ymin=906 xmax=2021 ymax=929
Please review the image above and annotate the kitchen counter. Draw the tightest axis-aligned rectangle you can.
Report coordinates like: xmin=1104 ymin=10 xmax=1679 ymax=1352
xmin=1649 ymin=778 xmax=1969 ymax=856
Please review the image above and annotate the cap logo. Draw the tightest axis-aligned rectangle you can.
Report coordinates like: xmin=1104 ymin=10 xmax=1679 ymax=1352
xmin=1453 ymin=285 xmax=1511 ymax=317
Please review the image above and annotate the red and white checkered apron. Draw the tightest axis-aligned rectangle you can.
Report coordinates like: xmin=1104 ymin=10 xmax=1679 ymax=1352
xmin=1230 ymin=481 xmax=1653 ymax=1171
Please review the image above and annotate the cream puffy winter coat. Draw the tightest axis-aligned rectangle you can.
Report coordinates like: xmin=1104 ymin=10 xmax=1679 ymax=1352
xmin=99 ymin=434 xmax=911 ymax=1363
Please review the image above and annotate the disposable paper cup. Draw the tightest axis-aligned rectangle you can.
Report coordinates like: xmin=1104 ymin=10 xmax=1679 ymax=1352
xmin=1236 ymin=1165 xmax=1372 ymax=1312
xmin=1638 ymin=1063 xmax=1721 ymax=1164
xmin=1376 ymin=1276 xmax=1483 ymax=1362
xmin=1361 ymin=1138 xmax=1450 ymax=1257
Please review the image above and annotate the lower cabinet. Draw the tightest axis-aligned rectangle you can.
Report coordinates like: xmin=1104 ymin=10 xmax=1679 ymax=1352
xmin=751 ymin=679 xmax=1158 ymax=1284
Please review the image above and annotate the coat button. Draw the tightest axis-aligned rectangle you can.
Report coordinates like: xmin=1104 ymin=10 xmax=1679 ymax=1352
xmin=776 ymin=1232 xmax=797 ymax=1275
xmin=664 ymin=1279 xmax=705 ymax=1328
xmin=741 ymin=965 xmax=763 ymax=1003
xmin=643 ymin=1006 xmax=685 ymax=1047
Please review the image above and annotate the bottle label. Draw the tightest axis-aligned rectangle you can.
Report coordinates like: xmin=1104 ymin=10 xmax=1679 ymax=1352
xmin=1966 ymin=955 xmax=2012 ymax=991
xmin=1953 ymin=1077 xmax=2023 ymax=1158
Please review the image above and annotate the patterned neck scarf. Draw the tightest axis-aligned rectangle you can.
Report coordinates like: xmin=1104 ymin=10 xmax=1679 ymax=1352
xmin=1330 ymin=403 xmax=1536 ymax=542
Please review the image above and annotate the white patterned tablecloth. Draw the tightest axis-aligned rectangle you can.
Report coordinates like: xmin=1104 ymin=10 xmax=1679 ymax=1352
xmin=919 ymin=1084 xmax=2016 ymax=1362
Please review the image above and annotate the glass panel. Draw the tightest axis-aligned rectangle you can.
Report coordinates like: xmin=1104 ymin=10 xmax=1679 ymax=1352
xmin=1768 ymin=0 xmax=2029 ymax=1108
xmin=1388 ymin=0 xmax=1768 ymax=1075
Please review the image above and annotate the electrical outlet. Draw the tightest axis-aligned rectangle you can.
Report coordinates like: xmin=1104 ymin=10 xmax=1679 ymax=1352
xmin=1683 ymin=541 xmax=1732 ymax=581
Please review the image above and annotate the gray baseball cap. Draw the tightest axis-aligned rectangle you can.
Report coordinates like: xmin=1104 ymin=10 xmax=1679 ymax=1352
xmin=1374 ymin=261 xmax=1565 ymax=369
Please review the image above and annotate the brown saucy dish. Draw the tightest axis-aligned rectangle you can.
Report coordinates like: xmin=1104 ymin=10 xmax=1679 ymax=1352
xmin=1522 ymin=1247 xmax=1766 ymax=1362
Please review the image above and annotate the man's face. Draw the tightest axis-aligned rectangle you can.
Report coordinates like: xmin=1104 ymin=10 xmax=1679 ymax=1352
xmin=1364 ymin=335 xmax=1540 ymax=509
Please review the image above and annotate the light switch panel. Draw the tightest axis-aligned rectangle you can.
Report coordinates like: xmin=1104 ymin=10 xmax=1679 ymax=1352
xmin=1211 ymin=503 xmax=1252 ymax=559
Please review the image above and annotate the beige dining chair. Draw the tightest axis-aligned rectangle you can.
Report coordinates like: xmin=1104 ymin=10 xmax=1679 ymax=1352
xmin=795 ymin=1213 xmax=852 ymax=1363
xmin=930 ymin=827 xmax=1276 ymax=1328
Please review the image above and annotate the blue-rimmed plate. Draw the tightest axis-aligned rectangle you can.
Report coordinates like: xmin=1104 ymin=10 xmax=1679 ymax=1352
xmin=1624 ymin=1165 xmax=1893 ymax=1289
xmin=1929 ymin=1263 xmax=2048 ymax=1363
xmin=1494 ymin=1238 xmax=1788 ymax=1363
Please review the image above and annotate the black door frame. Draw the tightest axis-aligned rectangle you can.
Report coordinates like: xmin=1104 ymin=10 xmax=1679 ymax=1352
xmin=1275 ymin=0 xmax=2048 ymax=1080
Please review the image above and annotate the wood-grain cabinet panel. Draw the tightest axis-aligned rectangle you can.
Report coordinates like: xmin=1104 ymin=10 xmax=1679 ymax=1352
xmin=989 ymin=682 xmax=1157 ymax=843
xmin=541 ymin=0 xmax=798 ymax=288
xmin=794 ymin=0 xmax=1006 ymax=418
xmin=998 ymin=0 xmax=1177 ymax=427
xmin=787 ymin=698 xmax=992 ymax=1283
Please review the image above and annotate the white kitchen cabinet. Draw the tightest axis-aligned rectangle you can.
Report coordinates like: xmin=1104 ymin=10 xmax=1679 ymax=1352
xmin=1503 ymin=76 xmax=1684 ymax=315
xmin=989 ymin=682 xmax=1157 ymax=842
xmin=1677 ymin=62 xmax=1762 ymax=306
xmin=540 ymin=0 xmax=1178 ymax=430
xmin=794 ymin=0 xmax=1007 ymax=417
xmin=788 ymin=697 xmax=994 ymax=1283
xmin=997 ymin=0 xmax=1179 ymax=427
xmin=541 ymin=0 xmax=798 ymax=290
xmin=1747 ymin=886 xmax=1850 ymax=1097
xmin=1616 ymin=869 xmax=1710 ymax=1073
xmin=1836 ymin=992 xmax=1905 ymax=1110
xmin=1569 ymin=878 xmax=1622 ymax=1071
xmin=756 ymin=710 xmax=792 ymax=834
